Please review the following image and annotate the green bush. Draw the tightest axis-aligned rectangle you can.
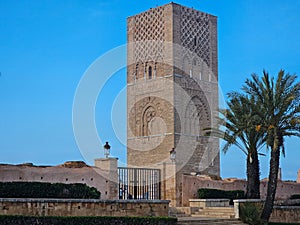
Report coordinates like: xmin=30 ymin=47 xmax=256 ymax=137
xmin=239 ymin=202 xmax=263 ymax=225
xmin=270 ymin=223 xmax=300 ymax=225
xmin=0 ymin=182 xmax=100 ymax=199
xmin=0 ymin=216 xmax=177 ymax=225
xmin=290 ymin=194 xmax=300 ymax=199
xmin=197 ymin=188 xmax=245 ymax=204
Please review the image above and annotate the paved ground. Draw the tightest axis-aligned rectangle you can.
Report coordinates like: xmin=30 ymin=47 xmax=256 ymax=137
xmin=177 ymin=217 xmax=247 ymax=225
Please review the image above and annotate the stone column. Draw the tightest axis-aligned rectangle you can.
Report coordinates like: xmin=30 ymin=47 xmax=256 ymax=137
xmin=161 ymin=162 xmax=177 ymax=206
xmin=94 ymin=158 xmax=118 ymax=200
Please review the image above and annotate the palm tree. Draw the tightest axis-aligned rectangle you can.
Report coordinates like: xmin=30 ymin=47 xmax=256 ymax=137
xmin=243 ymin=70 xmax=300 ymax=223
xmin=205 ymin=95 xmax=265 ymax=199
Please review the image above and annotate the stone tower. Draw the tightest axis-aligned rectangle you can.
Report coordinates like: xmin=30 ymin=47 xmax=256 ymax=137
xmin=127 ymin=3 xmax=219 ymax=205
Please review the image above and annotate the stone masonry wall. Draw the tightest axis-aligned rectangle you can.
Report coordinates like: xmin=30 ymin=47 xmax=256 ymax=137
xmin=270 ymin=206 xmax=300 ymax=223
xmin=235 ymin=200 xmax=300 ymax=224
xmin=0 ymin=199 xmax=170 ymax=217
xmin=0 ymin=160 xmax=118 ymax=200
xmin=127 ymin=3 xmax=175 ymax=168
xmin=127 ymin=3 xmax=220 ymax=207
xmin=182 ymin=175 xmax=300 ymax=206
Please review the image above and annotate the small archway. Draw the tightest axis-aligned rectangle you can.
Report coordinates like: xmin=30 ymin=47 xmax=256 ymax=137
xmin=148 ymin=66 xmax=152 ymax=79
xmin=141 ymin=106 xmax=156 ymax=136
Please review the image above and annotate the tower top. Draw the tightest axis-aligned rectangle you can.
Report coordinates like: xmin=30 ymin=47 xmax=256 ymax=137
xmin=127 ymin=2 xmax=216 ymax=20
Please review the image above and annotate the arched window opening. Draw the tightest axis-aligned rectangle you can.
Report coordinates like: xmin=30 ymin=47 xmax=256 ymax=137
xmin=193 ymin=58 xmax=197 ymax=66
xmin=148 ymin=66 xmax=152 ymax=79
xmin=141 ymin=106 xmax=156 ymax=136
xmin=143 ymin=63 xmax=147 ymax=80
xmin=183 ymin=57 xmax=190 ymax=76
xmin=134 ymin=63 xmax=139 ymax=82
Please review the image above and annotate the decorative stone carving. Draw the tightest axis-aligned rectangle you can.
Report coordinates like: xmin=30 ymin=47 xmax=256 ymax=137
xmin=129 ymin=96 xmax=173 ymax=137
xmin=131 ymin=7 xmax=165 ymax=63
xmin=180 ymin=6 xmax=211 ymax=67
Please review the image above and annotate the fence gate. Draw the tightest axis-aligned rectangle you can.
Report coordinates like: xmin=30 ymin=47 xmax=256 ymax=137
xmin=118 ymin=167 xmax=161 ymax=200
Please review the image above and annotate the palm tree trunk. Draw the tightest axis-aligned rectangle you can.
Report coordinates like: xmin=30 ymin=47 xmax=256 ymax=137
xmin=260 ymin=144 xmax=280 ymax=222
xmin=246 ymin=151 xmax=260 ymax=199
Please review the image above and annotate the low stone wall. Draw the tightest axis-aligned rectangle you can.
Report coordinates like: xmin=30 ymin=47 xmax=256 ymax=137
xmin=271 ymin=206 xmax=300 ymax=223
xmin=0 ymin=198 xmax=170 ymax=217
xmin=234 ymin=199 xmax=300 ymax=223
xmin=189 ymin=199 xmax=230 ymax=208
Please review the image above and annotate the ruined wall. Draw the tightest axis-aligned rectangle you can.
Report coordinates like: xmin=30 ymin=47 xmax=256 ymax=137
xmin=0 ymin=159 xmax=118 ymax=200
xmin=270 ymin=206 xmax=300 ymax=223
xmin=235 ymin=200 xmax=300 ymax=224
xmin=182 ymin=175 xmax=300 ymax=206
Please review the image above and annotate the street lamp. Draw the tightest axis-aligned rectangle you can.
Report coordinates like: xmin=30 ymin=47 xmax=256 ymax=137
xmin=103 ymin=141 xmax=111 ymax=158
xmin=170 ymin=148 xmax=176 ymax=163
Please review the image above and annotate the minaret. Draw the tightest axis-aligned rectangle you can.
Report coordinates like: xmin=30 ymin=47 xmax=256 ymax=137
xmin=127 ymin=3 xmax=219 ymax=205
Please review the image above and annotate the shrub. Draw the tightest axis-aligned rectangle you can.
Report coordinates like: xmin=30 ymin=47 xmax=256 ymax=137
xmin=290 ymin=194 xmax=300 ymax=199
xmin=0 ymin=216 xmax=177 ymax=225
xmin=239 ymin=202 xmax=263 ymax=225
xmin=197 ymin=188 xmax=245 ymax=204
xmin=0 ymin=182 xmax=100 ymax=199
xmin=269 ymin=223 xmax=300 ymax=225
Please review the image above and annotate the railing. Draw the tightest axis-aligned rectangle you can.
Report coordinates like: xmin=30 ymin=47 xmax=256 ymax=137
xmin=118 ymin=167 xmax=161 ymax=200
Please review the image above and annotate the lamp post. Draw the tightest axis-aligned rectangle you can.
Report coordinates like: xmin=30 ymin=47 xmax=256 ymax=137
xmin=103 ymin=141 xmax=111 ymax=158
xmin=170 ymin=148 xmax=176 ymax=163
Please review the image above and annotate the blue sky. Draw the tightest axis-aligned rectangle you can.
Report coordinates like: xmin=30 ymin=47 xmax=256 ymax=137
xmin=0 ymin=0 xmax=300 ymax=180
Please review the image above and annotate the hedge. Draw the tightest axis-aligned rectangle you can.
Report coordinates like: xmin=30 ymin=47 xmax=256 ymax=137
xmin=269 ymin=223 xmax=300 ymax=225
xmin=239 ymin=202 xmax=263 ymax=225
xmin=198 ymin=188 xmax=245 ymax=204
xmin=0 ymin=216 xmax=177 ymax=225
xmin=290 ymin=194 xmax=300 ymax=199
xmin=0 ymin=182 xmax=100 ymax=199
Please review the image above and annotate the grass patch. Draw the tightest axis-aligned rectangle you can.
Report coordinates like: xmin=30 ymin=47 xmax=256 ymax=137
xmin=270 ymin=223 xmax=300 ymax=225
xmin=0 ymin=215 xmax=177 ymax=225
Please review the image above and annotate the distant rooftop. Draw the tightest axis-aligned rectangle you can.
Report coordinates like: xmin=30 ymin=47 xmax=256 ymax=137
xmin=0 ymin=161 xmax=89 ymax=168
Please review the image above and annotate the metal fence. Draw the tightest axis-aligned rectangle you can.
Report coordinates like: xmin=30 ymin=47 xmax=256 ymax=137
xmin=118 ymin=167 xmax=161 ymax=200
